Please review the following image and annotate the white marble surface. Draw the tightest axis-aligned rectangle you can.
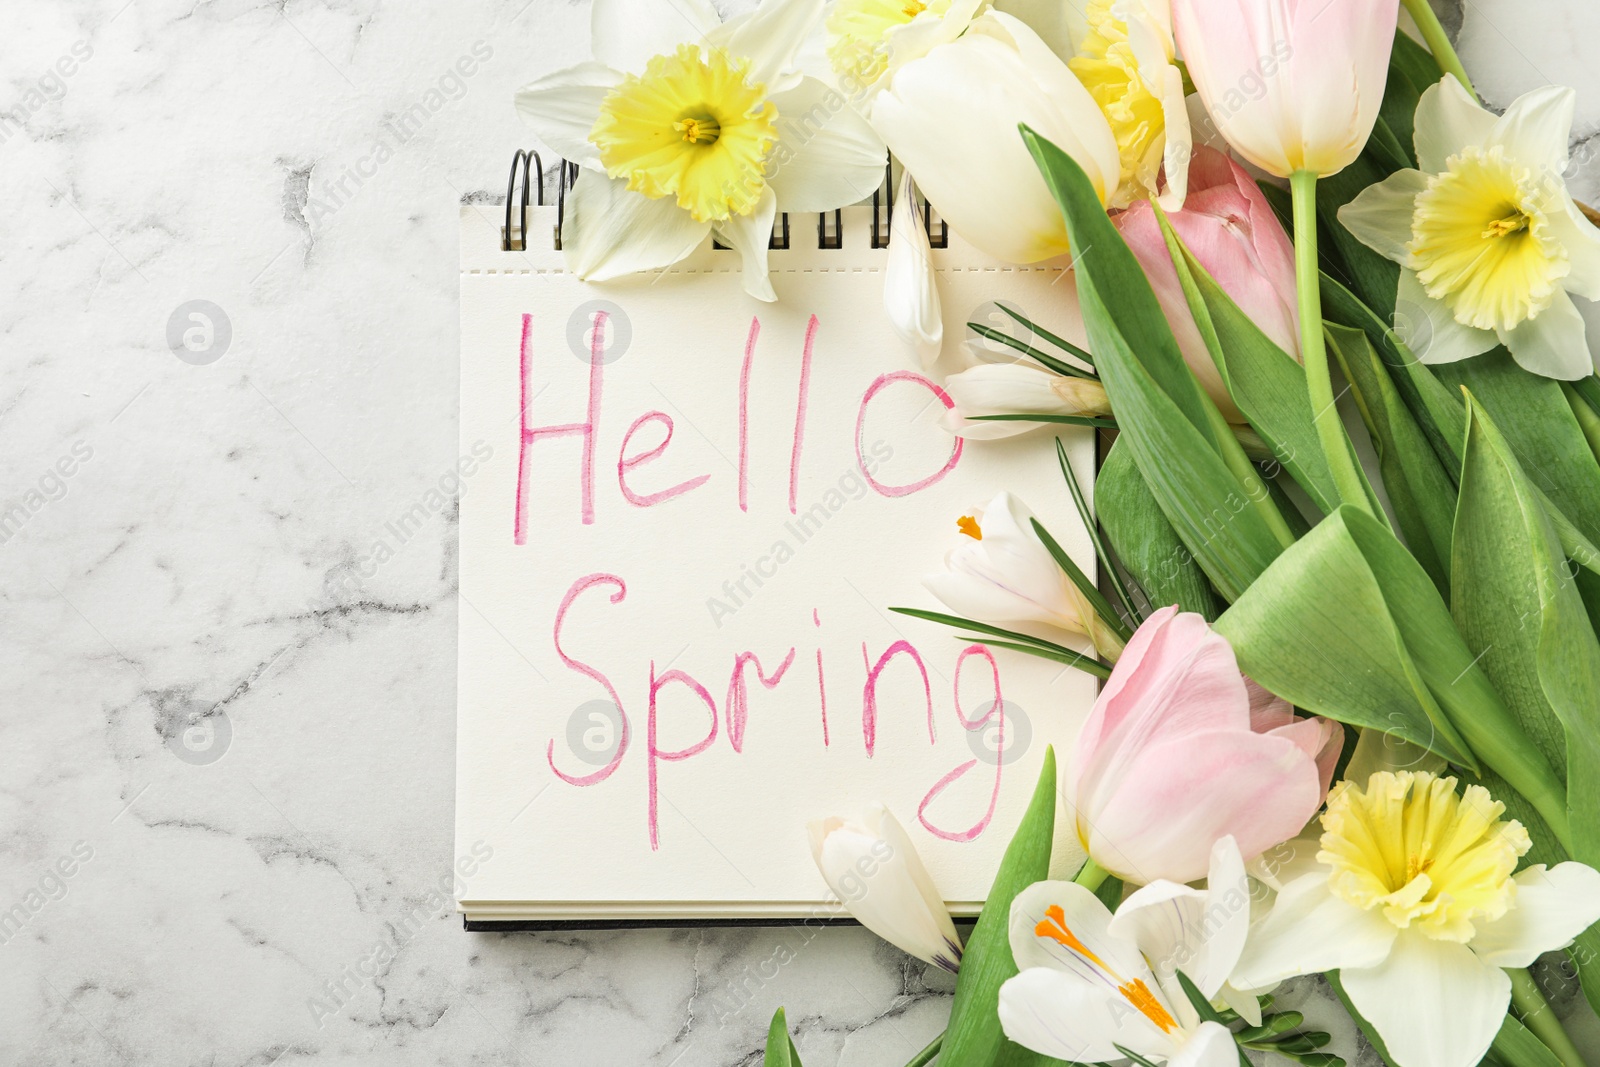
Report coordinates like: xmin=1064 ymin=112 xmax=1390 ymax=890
xmin=3 ymin=0 xmax=1599 ymax=1064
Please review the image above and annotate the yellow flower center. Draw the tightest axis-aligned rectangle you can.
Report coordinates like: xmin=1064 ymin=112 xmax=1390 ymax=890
xmin=1069 ymin=0 xmax=1166 ymax=204
xmin=1407 ymin=145 xmax=1570 ymax=332
xmin=826 ymin=0 xmax=953 ymax=87
xmin=590 ymin=45 xmax=777 ymax=223
xmin=957 ymin=515 xmax=983 ymax=540
xmin=1318 ymin=771 xmax=1530 ymax=942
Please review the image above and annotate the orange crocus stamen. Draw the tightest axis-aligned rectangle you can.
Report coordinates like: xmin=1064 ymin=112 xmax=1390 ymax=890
xmin=1118 ymin=978 xmax=1178 ymax=1033
xmin=1034 ymin=905 xmax=1112 ymax=972
xmin=957 ymin=515 xmax=983 ymax=540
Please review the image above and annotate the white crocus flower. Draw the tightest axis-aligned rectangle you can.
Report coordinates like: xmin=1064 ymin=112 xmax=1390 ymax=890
xmin=884 ymin=173 xmax=944 ymax=367
xmin=1234 ymin=771 xmax=1600 ymax=1067
xmin=998 ymin=837 xmax=1250 ymax=1066
xmin=1339 ymin=76 xmax=1600 ymax=378
xmin=514 ymin=0 xmax=886 ymax=301
xmin=940 ymin=362 xmax=1109 ymax=439
xmin=923 ymin=490 xmax=1124 ymax=659
xmin=808 ymin=805 xmax=962 ymax=972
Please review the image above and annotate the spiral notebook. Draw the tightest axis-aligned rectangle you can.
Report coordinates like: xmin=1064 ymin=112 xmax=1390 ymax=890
xmin=455 ymin=158 xmax=1099 ymax=925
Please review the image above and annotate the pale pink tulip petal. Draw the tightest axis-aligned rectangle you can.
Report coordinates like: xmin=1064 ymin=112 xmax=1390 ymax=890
xmin=1078 ymin=728 xmax=1323 ymax=883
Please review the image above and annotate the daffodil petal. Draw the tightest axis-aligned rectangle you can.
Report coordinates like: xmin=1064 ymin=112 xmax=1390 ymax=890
xmin=513 ymin=61 xmax=621 ymax=170
xmin=1338 ymin=169 xmax=1428 ymax=264
xmin=1339 ymin=934 xmax=1508 ymax=1067
xmin=1551 ymin=199 xmax=1600 ymax=301
xmin=713 ymin=186 xmax=779 ymax=302
xmin=1488 ymin=83 xmax=1576 ymax=179
xmin=1395 ymin=268 xmax=1500 ymax=365
xmin=1231 ymin=872 xmax=1397 ymax=988
xmin=564 ymin=169 xmax=711 ymax=281
xmin=765 ymin=78 xmax=886 ymax=212
xmin=1471 ymin=862 xmax=1600 ymax=968
xmin=707 ymin=0 xmax=822 ymax=94
xmin=1414 ymin=75 xmax=1497 ymax=175
xmin=591 ymin=0 xmax=720 ymax=73
xmin=1498 ymin=286 xmax=1593 ymax=380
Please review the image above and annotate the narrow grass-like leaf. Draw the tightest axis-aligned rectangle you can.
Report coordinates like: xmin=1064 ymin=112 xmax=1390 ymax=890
xmin=1097 ymin=439 xmax=1222 ymax=620
xmin=966 ymin=322 xmax=1096 ymax=380
xmin=1056 ymin=436 xmax=1140 ymax=625
xmin=939 ymin=750 xmax=1059 ymax=1067
xmin=1031 ymin=518 xmax=1134 ymax=643
xmin=967 ymin=413 xmax=1118 ymax=429
xmin=957 ymin=637 xmax=1113 ymax=679
xmin=995 ymin=302 xmax=1096 ymax=367
xmin=1175 ymin=972 xmax=1250 ymax=1067
xmin=889 ymin=607 xmax=1086 ymax=657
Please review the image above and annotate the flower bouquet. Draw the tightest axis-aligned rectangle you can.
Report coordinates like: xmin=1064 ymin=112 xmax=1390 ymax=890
xmin=516 ymin=0 xmax=1600 ymax=1063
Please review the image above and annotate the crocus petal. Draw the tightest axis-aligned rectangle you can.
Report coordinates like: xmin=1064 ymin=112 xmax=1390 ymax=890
xmin=1008 ymin=880 xmax=1145 ymax=976
xmin=940 ymin=363 xmax=1109 ymax=438
xmin=1488 ymin=83 xmax=1576 ymax=178
xmin=564 ymin=170 xmax=711 ymax=281
xmin=1395 ymin=268 xmax=1499 ymax=365
xmin=808 ymin=805 xmax=963 ymax=971
xmin=1231 ymin=872 xmax=1398 ymax=988
xmin=923 ymin=491 xmax=1087 ymax=632
xmin=707 ymin=0 xmax=822 ymax=94
xmin=885 ymin=175 xmax=944 ymax=369
xmin=1498 ymin=288 xmax=1594 ymax=380
xmin=713 ymin=187 xmax=780 ymax=302
xmin=590 ymin=0 xmax=719 ymax=73
xmin=766 ymin=79 xmax=887 ymax=212
xmin=1110 ymin=836 xmax=1250 ymax=998
xmin=1414 ymin=75 xmax=1497 ymax=175
xmin=999 ymin=965 xmax=1175 ymax=1064
xmin=1169 ymin=1021 xmax=1243 ymax=1067
xmin=513 ymin=62 xmax=621 ymax=170
xmin=1339 ymin=934 xmax=1508 ymax=1067
xmin=1338 ymin=169 xmax=1429 ymax=265
xmin=1470 ymin=862 xmax=1600 ymax=968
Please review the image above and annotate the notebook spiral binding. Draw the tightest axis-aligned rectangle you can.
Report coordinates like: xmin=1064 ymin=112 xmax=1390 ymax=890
xmin=503 ymin=151 xmax=947 ymax=254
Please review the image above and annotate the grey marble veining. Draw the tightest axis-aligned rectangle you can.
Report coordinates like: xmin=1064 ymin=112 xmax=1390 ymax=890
xmin=3 ymin=1 xmax=1599 ymax=1064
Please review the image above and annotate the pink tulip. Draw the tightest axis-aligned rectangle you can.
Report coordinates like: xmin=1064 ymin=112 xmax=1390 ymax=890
xmin=1115 ymin=146 xmax=1299 ymax=422
xmin=1171 ymin=0 xmax=1398 ymax=178
xmin=1067 ymin=606 xmax=1341 ymax=884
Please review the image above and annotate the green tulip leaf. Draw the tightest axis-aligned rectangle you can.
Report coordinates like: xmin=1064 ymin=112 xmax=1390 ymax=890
xmin=1325 ymin=323 xmax=1457 ymax=596
xmin=1022 ymin=126 xmax=1292 ymax=601
xmin=940 ymin=748 xmax=1059 ymax=1067
xmin=1097 ymin=438 xmax=1222 ymax=620
xmin=763 ymin=1007 xmax=804 ymax=1067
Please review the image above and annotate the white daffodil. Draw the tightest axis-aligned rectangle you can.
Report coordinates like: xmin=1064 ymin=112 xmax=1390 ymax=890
xmin=1064 ymin=0 xmax=1191 ymax=208
xmin=514 ymin=0 xmax=886 ymax=302
xmin=1233 ymin=771 xmax=1600 ymax=1067
xmin=1339 ymin=77 xmax=1600 ymax=379
xmin=939 ymin=362 xmax=1109 ymax=439
xmin=884 ymin=173 xmax=944 ymax=367
xmin=999 ymin=837 xmax=1250 ymax=1065
xmin=923 ymin=490 xmax=1125 ymax=659
xmin=808 ymin=805 xmax=963 ymax=972
xmin=825 ymin=0 xmax=990 ymax=99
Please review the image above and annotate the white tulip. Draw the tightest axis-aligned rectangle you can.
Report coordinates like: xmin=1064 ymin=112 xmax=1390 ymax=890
xmin=868 ymin=12 xmax=1121 ymax=264
xmin=808 ymin=805 xmax=962 ymax=972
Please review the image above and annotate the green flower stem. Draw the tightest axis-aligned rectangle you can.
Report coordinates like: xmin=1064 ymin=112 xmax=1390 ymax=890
xmin=1290 ymin=170 xmax=1374 ymax=517
xmin=1508 ymin=968 xmax=1585 ymax=1066
xmin=1400 ymin=0 xmax=1476 ymax=98
xmin=1074 ymin=857 xmax=1111 ymax=892
xmin=902 ymin=1033 xmax=942 ymax=1067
